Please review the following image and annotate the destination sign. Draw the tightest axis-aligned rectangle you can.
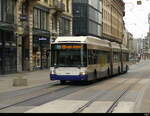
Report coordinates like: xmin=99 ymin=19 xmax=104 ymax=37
xmin=54 ymin=45 xmax=81 ymax=49
xmin=62 ymin=45 xmax=81 ymax=49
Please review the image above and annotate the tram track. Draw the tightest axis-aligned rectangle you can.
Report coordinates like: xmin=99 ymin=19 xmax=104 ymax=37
xmin=74 ymin=71 xmax=148 ymax=113
xmin=0 ymin=81 xmax=59 ymax=101
xmin=105 ymin=67 xmax=150 ymax=113
xmin=0 ymin=79 xmax=111 ymax=112
xmin=106 ymin=78 xmax=143 ymax=113
xmin=0 ymin=74 xmax=130 ymax=113
xmin=0 ymin=77 xmax=140 ymax=112
xmin=0 ymin=85 xmax=70 ymax=111
xmin=74 ymin=77 xmax=130 ymax=113
xmin=0 ymin=81 xmax=72 ymax=111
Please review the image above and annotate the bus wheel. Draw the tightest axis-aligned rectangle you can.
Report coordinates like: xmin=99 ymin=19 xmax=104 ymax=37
xmin=60 ymin=80 xmax=66 ymax=85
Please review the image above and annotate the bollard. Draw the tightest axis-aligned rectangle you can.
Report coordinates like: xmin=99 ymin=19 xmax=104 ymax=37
xmin=13 ymin=74 xmax=28 ymax=87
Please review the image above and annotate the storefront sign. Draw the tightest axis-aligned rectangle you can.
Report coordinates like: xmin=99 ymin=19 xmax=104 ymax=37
xmin=39 ymin=38 xmax=47 ymax=41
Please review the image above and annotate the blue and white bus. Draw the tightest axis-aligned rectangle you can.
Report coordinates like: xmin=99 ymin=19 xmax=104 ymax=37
xmin=50 ymin=36 xmax=129 ymax=84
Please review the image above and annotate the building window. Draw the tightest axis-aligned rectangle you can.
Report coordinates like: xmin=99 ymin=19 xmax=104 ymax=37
xmin=33 ymin=8 xmax=38 ymax=28
xmin=0 ymin=0 xmax=1 ymax=21
xmin=59 ymin=17 xmax=70 ymax=36
xmin=43 ymin=12 xmax=47 ymax=30
xmin=37 ymin=10 xmax=41 ymax=29
xmin=33 ymin=7 xmax=48 ymax=30
xmin=41 ymin=11 xmax=44 ymax=29
xmin=21 ymin=2 xmax=28 ymax=23
xmin=52 ymin=16 xmax=57 ymax=32
xmin=0 ymin=0 xmax=15 ymax=24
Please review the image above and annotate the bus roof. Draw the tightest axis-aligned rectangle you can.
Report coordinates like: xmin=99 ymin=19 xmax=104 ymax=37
xmin=54 ymin=36 xmax=110 ymax=47
xmin=53 ymin=36 xmax=129 ymax=52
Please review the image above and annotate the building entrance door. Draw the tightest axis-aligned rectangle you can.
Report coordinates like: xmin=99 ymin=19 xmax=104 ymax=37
xmin=33 ymin=35 xmax=50 ymax=70
xmin=40 ymin=39 xmax=50 ymax=69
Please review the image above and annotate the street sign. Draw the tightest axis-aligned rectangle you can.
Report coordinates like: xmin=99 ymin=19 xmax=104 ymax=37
xmin=20 ymin=15 xmax=27 ymax=21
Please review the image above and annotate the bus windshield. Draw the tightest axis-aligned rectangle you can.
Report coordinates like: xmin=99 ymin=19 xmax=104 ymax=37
xmin=51 ymin=44 xmax=87 ymax=67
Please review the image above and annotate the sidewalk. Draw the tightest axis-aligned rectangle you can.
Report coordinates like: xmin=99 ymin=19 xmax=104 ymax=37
xmin=0 ymin=70 xmax=52 ymax=93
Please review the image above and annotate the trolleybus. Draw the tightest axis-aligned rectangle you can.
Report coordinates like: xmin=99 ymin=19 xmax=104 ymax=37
xmin=50 ymin=36 xmax=129 ymax=84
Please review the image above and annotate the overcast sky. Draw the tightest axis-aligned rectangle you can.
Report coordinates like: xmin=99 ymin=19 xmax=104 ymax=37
xmin=123 ymin=0 xmax=150 ymax=39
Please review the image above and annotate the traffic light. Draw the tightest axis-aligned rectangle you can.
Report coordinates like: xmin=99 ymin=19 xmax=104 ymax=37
xmin=137 ymin=0 xmax=142 ymax=5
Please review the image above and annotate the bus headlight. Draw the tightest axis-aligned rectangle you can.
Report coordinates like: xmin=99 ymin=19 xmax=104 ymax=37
xmin=50 ymin=70 xmax=56 ymax=75
xmin=80 ymin=72 xmax=87 ymax=76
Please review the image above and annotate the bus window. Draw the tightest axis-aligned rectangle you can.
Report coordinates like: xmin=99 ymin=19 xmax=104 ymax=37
xmin=93 ymin=50 xmax=98 ymax=64
xmin=83 ymin=45 xmax=87 ymax=66
xmin=113 ymin=52 xmax=120 ymax=63
xmin=123 ymin=53 xmax=129 ymax=62
xmin=51 ymin=44 xmax=87 ymax=67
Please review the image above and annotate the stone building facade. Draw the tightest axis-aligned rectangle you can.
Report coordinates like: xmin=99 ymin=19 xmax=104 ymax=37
xmin=102 ymin=0 xmax=125 ymax=44
xmin=0 ymin=0 xmax=72 ymax=74
xmin=123 ymin=27 xmax=128 ymax=47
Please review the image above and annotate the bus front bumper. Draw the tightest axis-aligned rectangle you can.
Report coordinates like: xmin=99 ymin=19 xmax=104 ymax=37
xmin=50 ymin=74 xmax=88 ymax=81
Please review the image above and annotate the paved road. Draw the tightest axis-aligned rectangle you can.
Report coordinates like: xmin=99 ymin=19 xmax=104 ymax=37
xmin=1 ymin=60 xmax=150 ymax=113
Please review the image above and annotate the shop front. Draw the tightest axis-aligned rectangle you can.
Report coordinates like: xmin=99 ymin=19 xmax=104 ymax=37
xmin=0 ymin=29 xmax=17 ymax=74
xmin=0 ymin=0 xmax=17 ymax=74
xmin=32 ymin=29 xmax=50 ymax=70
